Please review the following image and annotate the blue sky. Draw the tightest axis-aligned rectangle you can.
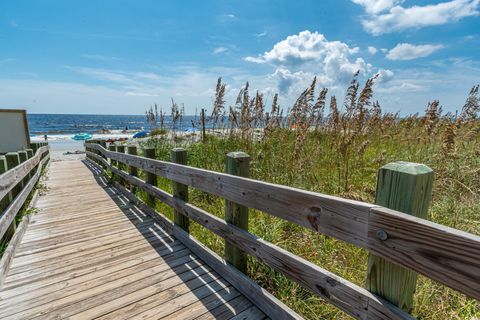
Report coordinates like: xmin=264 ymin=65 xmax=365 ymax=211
xmin=0 ymin=0 xmax=479 ymax=115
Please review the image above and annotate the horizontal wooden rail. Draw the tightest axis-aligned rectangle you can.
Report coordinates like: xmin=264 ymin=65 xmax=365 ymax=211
xmin=85 ymin=144 xmax=480 ymax=301
xmin=87 ymin=151 xmax=412 ymax=319
xmin=0 ymin=152 xmax=49 ymax=240
xmin=86 ymin=143 xmax=372 ymax=245
xmin=0 ymin=146 xmax=49 ymax=201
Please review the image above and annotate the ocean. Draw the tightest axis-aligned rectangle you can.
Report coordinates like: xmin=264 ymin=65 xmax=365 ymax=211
xmin=27 ymin=114 xmax=201 ymax=140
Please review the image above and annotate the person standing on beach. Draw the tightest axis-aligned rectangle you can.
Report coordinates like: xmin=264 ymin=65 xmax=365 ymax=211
xmin=44 ymin=134 xmax=48 ymax=141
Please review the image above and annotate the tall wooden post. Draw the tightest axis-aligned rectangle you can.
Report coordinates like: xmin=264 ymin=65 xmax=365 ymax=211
xmin=144 ymin=148 xmax=157 ymax=207
xmin=99 ymin=141 xmax=107 ymax=168
xmin=108 ymin=145 xmax=117 ymax=181
xmin=30 ymin=143 xmax=39 ymax=154
xmin=0 ymin=156 xmax=15 ymax=242
xmin=201 ymin=108 xmax=206 ymax=142
xmin=108 ymin=145 xmax=117 ymax=166
xmin=0 ymin=156 xmax=8 ymax=206
xmin=116 ymin=145 xmax=126 ymax=186
xmin=18 ymin=151 xmax=28 ymax=187
xmin=0 ymin=156 xmax=11 ymax=212
xmin=89 ymin=140 xmax=95 ymax=163
xmin=4 ymin=153 xmax=20 ymax=235
xmin=5 ymin=153 xmax=21 ymax=198
xmin=26 ymin=149 xmax=34 ymax=180
xmin=127 ymin=146 xmax=138 ymax=192
xmin=366 ymin=161 xmax=434 ymax=312
xmin=171 ymin=148 xmax=189 ymax=232
xmin=224 ymin=151 xmax=250 ymax=274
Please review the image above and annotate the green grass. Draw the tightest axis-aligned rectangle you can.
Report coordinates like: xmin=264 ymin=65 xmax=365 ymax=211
xmin=129 ymin=119 xmax=479 ymax=319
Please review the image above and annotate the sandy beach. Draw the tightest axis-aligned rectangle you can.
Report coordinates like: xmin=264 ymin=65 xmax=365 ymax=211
xmin=46 ymin=140 xmax=86 ymax=161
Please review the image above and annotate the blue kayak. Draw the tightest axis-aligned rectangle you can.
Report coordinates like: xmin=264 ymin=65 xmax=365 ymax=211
xmin=72 ymin=133 xmax=93 ymax=140
xmin=133 ymin=130 xmax=149 ymax=138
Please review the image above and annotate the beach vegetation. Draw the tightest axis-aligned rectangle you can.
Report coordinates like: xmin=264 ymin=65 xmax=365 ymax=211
xmin=136 ymin=76 xmax=479 ymax=319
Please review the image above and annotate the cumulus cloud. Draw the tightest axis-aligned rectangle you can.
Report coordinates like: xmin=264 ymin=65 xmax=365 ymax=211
xmin=386 ymin=43 xmax=444 ymax=60
xmin=376 ymin=68 xmax=394 ymax=83
xmin=353 ymin=0 xmax=480 ymax=35
xmin=368 ymin=46 xmax=378 ymax=54
xmin=244 ymin=30 xmax=371 ymax=92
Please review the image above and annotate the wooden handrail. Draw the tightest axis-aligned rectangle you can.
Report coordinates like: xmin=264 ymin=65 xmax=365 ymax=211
xmin=86 ymin=143 xmax=373 ymax=245
xmin=85 ymin=143 xmax=480 ymax=302
xmin=0 ymin=149 xmax=49 ymax=240
xmin=0 ymin=146 xmax=49 ymax=201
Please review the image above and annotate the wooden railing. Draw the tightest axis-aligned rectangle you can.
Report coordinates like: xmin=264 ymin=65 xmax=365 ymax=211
xmin=85 ymin=141 xmax=480 ymax=320
xmin=0 ymin=142 xmax=50 ymax=240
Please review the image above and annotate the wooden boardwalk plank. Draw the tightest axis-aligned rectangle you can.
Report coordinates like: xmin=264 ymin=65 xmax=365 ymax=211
xmin=0 ymin=159 xmax=266 ymax=320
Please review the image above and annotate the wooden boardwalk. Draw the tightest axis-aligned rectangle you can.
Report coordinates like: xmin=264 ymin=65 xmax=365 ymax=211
xmin=0 ymin=160 xmax=266 ymax=319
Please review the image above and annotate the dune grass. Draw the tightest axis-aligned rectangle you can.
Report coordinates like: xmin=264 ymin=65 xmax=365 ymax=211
xmin=132 ymin=77 xmax=479 ymax=319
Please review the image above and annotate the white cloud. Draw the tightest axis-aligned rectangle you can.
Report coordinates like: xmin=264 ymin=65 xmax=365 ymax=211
xmin=244 ymin=56 xmax=265 ymax=63
xmin=213 ymin=47 xmax=228 ymax=54
xmin=354 ymin=0 xmax=480 ymax=35
xmin=255 ymin=31 xmax=267 ymax=38
xmin=10 ymin=19 xmax=18 ymax=28
xmin=352 ymin=0 xmax=403 ymax=14
xmin=376 ymin=68 xmax=395 ymax=82
xmin=386 ymin=43 xmax=444 ymax=60
xmin=368 ymin=46 xmax=378 ymax=54
xmin=244 ymin=30 xmax=371 ymax=92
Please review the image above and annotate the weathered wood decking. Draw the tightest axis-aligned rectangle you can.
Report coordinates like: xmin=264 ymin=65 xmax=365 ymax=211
xmin=0 ymin=159 xmax=266 ymax=319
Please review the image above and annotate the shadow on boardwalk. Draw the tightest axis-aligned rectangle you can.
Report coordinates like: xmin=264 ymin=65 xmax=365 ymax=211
xmin=82 ymin=159 xmax=263 ymax=319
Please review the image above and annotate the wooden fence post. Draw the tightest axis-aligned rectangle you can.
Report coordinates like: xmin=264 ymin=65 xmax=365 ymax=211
xmin=201 ymin=108 xmax=206 ymax=142
xmin=4 ymin=153 xmax=20 ymax=236
xmin=90 ymin=140 xmax=96 ymax=163
xmin=0 ymin=156 xmax=9 ymax=210
xmin=5 ymin=153 xmax=21 ymax=198
xmin=0 ymin=156 xmax=11 ymax=212
xmin=171 ymin=148 xmax=189 ymax=232
xmin=108 ymin=145 xmax=117 ymax=181
xmin=30 ymin=143 xmax=39 ymax=154
xmin=99 ymin=141 xmax=107 ymax=168
xmin=224 ymin=151 xmax=250 ymax=274
xmin=26 ymin=149 xmax=34 ymax=179
xmin=144 ymin=147 xmax=157 ymax=207
xmin=0 ymin=156 xmax=16 ymax=242
xmin=18 ymin=151 xmax=28 ymax=187
xmin=92 ymin=140 xmax=100 ymax=164
xmin=366 ymin=161 xmax=434 ymax=312
xmin=116 ymin=145 xmax=125 ymax=186
xmin=127 ymin=146 xmax=138 ymax=192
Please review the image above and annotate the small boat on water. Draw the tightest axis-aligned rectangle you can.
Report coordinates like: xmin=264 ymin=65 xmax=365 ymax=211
xmin=72 ymin=133 xmax=93 ymax=140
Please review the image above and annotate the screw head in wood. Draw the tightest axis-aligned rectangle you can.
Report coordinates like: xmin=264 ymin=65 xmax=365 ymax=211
xmin=376 ymin=229 xmax=388 ymax=241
